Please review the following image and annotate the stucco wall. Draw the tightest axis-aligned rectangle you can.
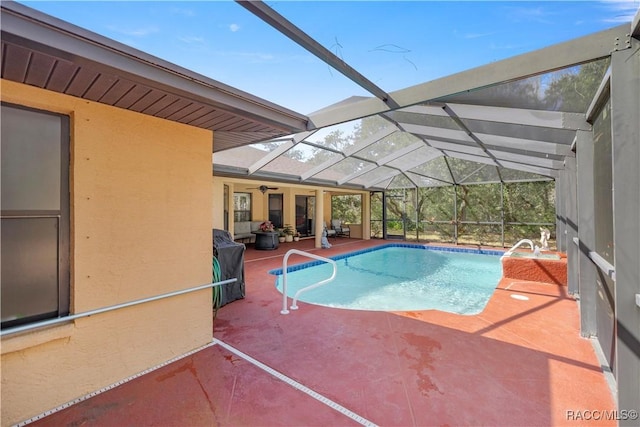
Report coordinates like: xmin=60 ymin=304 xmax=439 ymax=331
xmin=1 ymin=80 xmax=214 ymax=426
xmin=211 ymin=176 xmax=225 ymax=230
xmin=214 ymin=178 xmax=371 ymax=241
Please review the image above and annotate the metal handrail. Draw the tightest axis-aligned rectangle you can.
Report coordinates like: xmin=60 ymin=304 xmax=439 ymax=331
xmin=1 ymin=278 xmax=236 ymax=337
xmin=503 ymin=239 xmax=535 ymax=256
xmin=280 ymin=249 xmax=337 ymax=315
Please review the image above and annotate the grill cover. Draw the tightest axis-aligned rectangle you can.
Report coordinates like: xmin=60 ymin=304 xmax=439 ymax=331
xmin=213 ymin=229 xmax=246 ymax=306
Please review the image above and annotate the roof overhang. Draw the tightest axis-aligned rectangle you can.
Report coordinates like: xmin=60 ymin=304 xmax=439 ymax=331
xmin=0 ymin=1 xmax=310 ymax=152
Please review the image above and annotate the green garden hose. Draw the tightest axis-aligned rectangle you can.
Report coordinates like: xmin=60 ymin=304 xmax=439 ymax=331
xmin=212 ymin=256 xmax=222 ymax=320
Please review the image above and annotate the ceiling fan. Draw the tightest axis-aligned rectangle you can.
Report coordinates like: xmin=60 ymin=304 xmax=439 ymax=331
xmin=249 ymin=185 xmax=279 ymax=194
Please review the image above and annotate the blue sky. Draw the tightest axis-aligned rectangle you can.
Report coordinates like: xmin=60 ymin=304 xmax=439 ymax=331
xmin=19 ymin=1 xmax=640 ymax=115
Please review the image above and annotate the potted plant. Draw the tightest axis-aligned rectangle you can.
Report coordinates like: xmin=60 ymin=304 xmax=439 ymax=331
xmin=293 ymin=231 xmax=300 ymax=242
xmin=283 ymin=224 xmax=295 ymax=242
xmin=277 ymin=228 xmax=286 ymax=243
xmin=259 ymin=220 xmax=275 ymax=232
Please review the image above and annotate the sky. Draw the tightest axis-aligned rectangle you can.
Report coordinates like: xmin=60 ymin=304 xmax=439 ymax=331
xmin=18 ymin=1 xmax=640 ymax=115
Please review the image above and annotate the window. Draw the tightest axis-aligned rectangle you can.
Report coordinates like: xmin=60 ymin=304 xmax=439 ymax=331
xmin=331 ymin=194 xmax=362 ymax=224
xmin=233 ymin=192 xmax=252 ymax=222
xmin=1 ymin=104 xmax=70 ymax=329
xmin=268 ymin=194 xmax=283 ymax=228
xmin=223 ymin=184 xmax=229 ymax=231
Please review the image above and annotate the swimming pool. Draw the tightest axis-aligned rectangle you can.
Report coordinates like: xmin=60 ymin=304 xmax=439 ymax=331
xmin=271 ymin=244 xmax=504 ymax=315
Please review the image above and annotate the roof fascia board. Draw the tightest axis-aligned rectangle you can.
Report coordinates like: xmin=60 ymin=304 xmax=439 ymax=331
xmin=1 ymin=2 xmax=309 ymax=132
xmin=213 ymin=164 xmax=250 ymax=176
xmin=308 ymin=25 xmax=626 ymax=129
xmin=235 ymin=0 xmax=398 ymax=108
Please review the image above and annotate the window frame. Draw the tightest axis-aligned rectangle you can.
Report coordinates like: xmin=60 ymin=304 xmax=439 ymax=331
xmin=233 ymin=192 xmax=252 ymax=222
xmin=1 ymin=103 xmax=70 ymax=329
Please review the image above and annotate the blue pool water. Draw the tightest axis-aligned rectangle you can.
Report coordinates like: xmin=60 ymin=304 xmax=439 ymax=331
xmin=271 ymin=245 xmax=503 ymax=315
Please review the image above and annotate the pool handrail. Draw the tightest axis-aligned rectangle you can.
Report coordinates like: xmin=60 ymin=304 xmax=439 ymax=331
xmin=280 ymin=249 xmax=337 ymax=315
xmin=504 ymin=239 xmax=535 ymax=256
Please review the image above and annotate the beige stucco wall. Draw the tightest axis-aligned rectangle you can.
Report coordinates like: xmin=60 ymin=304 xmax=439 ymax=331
xmin=1 ymin=80 xmax=213 ymax=426
xmin=212 ymin=175 xmax=225 ymax=230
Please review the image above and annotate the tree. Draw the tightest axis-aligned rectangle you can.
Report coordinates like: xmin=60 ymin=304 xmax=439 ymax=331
xmin=544 ymin=59 xmax=610 ymax=112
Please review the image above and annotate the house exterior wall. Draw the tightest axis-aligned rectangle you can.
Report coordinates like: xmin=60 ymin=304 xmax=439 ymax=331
xmin=212 ymin=176 xmax=225 ymax=230
xmin=213 ymin=177 xmax=371 ymax=241
xmin=1 ymin=80 xmax=214 ymax=426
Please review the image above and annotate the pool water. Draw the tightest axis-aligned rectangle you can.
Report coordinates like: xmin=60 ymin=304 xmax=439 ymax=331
xmin=272 ymin=246 xmax=503 ymax=315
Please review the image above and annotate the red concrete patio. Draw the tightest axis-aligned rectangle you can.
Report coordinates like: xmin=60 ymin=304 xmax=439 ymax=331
xmin=30 ymin=238 xmax=615 ymax=426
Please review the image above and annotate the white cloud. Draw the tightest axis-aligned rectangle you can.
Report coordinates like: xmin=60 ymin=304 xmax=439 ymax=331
xmin=600 ymin=0 xmax=639 ymax=12
xmin=229 ymin=23 xmax=240 ymax=32
xmin=599 ymin=0 xmax=639 ymax=22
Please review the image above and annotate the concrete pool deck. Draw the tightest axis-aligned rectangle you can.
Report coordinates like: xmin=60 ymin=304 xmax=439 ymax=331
xmin=29 ymin=238 xmax=615 ymax=426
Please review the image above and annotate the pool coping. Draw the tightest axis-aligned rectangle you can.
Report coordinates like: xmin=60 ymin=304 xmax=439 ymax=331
xmin=268 ymin=243 xmax=506 ymax=275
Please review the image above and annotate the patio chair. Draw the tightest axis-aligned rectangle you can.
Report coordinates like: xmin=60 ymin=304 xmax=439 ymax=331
xmin=323 ymin=221 xmax=337 ymax=238
xmin=331 ymin=219 xmax=350 ymax=238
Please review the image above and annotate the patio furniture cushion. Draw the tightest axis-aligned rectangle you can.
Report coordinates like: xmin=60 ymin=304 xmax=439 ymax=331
xmin=323 ymin=221 xmax=337 ymax=237
xmin=331 ymin=219 xmax=350 ymax=237
xmin=233 ymin=221 xmax=265 ymax=242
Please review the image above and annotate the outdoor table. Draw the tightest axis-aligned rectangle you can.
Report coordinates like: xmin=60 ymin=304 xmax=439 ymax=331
xmin=252 ymin=231 xmax=279 ymax=250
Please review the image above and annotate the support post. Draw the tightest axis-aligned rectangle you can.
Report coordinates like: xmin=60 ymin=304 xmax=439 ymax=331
xmin=576 ymin=130 xmax=598 ymax=337
xmin=564 ymin=155 xmax=579 ymax=295
xmin=610 ymin=38 xmax=640 ymax=422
